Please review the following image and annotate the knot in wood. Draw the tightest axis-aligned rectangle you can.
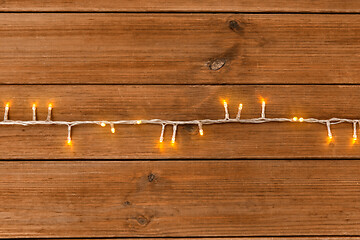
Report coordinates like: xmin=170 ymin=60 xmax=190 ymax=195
xmin=229 ymin=20 xmax=240 ymax=31
xmin=208 ymin=58 xmax=226 ymax=71
xmin=136 ymin=215 xmax=150 ymax=226
xmin=148 ymin=173 xmax=155 ymax=182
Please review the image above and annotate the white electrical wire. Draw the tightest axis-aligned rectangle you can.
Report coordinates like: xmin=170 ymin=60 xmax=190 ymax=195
xmin=261 ymin=100 xmax=266 ymax=118
xmin=32 ymin=104 xmax=37 ymax=121
xmin=236 ymin=103 xmax=243 ymax=120
xmin=353 ymin=121 xmax=358 ymax=140
xmin=159 ymin=123 xmax=166 ymax=143
xmin=223 ymin=101 xmax=230 ymax=120
xmin=1 ymin=101 xmax=359 ymax=144
xmin=326 ymin=120 xmax=332 ymax=139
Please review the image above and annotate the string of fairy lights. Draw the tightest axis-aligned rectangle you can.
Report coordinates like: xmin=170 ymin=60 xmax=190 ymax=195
xmin=0 ymin=100 xmax=358 ymax=145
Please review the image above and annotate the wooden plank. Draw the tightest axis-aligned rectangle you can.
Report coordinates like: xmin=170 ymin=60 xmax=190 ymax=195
xmin=0 ymin=0 xmax=359 ymax=12
xmin=0 ymin=14 xmax=359 ymax=84
xmin=1 ymin=85 xmax=360 ymax=159
xmin=39 ymin=236 xmax=360 ymax=240
xmin=2 ymin=160 xmax=360 ymax=237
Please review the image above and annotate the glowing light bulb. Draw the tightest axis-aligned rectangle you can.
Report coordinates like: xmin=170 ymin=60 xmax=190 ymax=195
xmin=299 ymin=117 xmax=304 ymax=122
xmin=110 ymin=123 xmax=116 ymax=133
xmin=4 ymin=102 xmax=10 ymax=121
xmin=292 ymin=117 xmax=298 ymax=121
xmin=67 ymin=137 xmax=72 ymax=145
xmin=100 ymin=122 xmax=106 ymax=127
xmin=199 ymin=129 xmax=204 ymax=136
xmin=223 ymin=100 xmax=230 ymax=120
xmin=137 ymin=120 xmax=142 ymax=124
xmin=236 ymin=103 xmax=243 ymax=120
xmin=159 ymin=124 xmax=165 ymax=143
xmin=32 ymin=103 xmax=37 ymax=121
xmin=326 ymin=135 xmax=333 ymax=145
xmin=46 ymin=103 xmax=53 ymax=121
xmin=261 ymin=100 xmax=266 ymax=118
xmin=353 ymin=136 xmax=358 ymax=145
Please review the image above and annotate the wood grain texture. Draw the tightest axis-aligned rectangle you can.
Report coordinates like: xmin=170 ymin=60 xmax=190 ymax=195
xmin=1 ymin=85 xmax=360 ymax=159
xmin=37 ymin=236 xmax=360 ymax=240
xmin=0 ymin=14 xmax=359 ymax=84
xmin=2 ymin=160 xmax=360 ymax=237
xmin=41 ymin=238 xmax=360 ymax=240
xmin=0 ymin=0 xmax=359 ymax=12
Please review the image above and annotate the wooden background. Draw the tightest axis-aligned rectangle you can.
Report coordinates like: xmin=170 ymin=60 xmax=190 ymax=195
xmin=1 ymin=1 xmax=360 ymax=239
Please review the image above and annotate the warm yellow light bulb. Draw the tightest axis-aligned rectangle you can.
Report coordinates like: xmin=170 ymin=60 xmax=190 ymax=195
xmin=5 ymin=102 xmax=9 ymax=108
xmin=67 ymin=137 xmax=72 ymax=145
xmin=239 ymin=103 xmax=243 ymax=109
xmin=111 ymin=127 xmax=115 ymax=133
xmin=292 ymin=117 xmax=298 ymax=121
xmin=199 ymin=129 xmax=204 ymax=136
xmin=171 ymin=138 xmax=175 ymax=144
xmin=299 ymin=117 xmax=304 ymax=122
xmin=159 ymin=138 xmax=163 ymax=143
xmin=223 ymin=100 xmax=227 ymax=107
xmin=32 ymin=103 xmax=36 ymax=109
xmin=326 ymin=135 xmax=333 ymax=145
xmin=100 ymin=122 xmax=106 ymax=127
xmin=137 ymin=120 xmax=142 ymax=124
xmin=48 ymin=103 xmax=52 ymax=109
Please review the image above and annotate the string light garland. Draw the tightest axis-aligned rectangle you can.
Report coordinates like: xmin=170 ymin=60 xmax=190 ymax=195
xmin=1 ymin=100 xmax=359 ymax=145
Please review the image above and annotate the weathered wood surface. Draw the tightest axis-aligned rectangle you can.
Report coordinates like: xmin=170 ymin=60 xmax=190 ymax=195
xmin=52 ymin=239 xmax=360 ymax=240
xmin=0 ymin=14 xmax=359 ymax=84
xmin=0 ymin=85 xmax=359 ymax=159
xmin=0 ymin=0 xmax=359 ymax=12
xmin=2 ymin=160 xmax=360 ymax=237
xmin=41 ymin=238 xmax=360 ymax=240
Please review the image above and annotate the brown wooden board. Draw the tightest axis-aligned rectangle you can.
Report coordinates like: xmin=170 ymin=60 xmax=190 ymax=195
xmin=0 ymin=14 xmax=359 ymax=84
xmin=0 ymin=85 xmax=359 ymax=159
xmin=0 ymin=0 xmax=359 ymax=13
xmin=2 ymin=160 xmax=360 ymax=237
xmin=40 ymin=238 xmax=360 ymax=240
xmin=38 ymin=236 xmax=360 ymax=240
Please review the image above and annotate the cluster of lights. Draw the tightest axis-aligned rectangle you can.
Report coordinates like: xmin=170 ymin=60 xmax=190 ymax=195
xmin=292 ymin=117 xmax=304 ymax=122
xmin=0 ymin=99 xmax=359 ymax=146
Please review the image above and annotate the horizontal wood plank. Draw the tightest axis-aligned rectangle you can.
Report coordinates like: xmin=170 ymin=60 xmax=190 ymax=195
xmin=39 ymin=238 xmax=360 ymax=240
xmin=0 ymin=14 xmax=359 ymax=84
xmin=37 ymin=235 xmax=360 ymax=240
xmin=0 ymin=1 xmax=359 ymax=12
xmin=1 ymin=85 xmax=360 ymax=159
xmin=2 ymin=160 xmax=360 ymax=237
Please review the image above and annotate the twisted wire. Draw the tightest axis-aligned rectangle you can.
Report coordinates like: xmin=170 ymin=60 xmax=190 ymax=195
xmin=2 ymin=102 xmax=359 ymax=143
